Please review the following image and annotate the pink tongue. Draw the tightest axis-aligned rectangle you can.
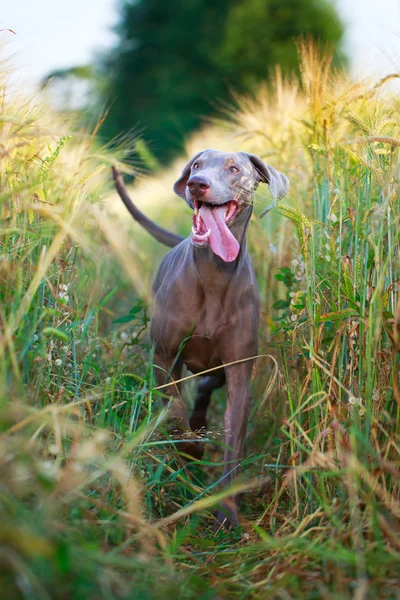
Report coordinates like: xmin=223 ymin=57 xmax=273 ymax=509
xmin=199 ymin=205 xmax=240 ymax=262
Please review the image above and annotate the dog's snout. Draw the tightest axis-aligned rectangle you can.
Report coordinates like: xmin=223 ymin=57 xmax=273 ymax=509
xmin=187 ymin=175 xmax=211 ymax=197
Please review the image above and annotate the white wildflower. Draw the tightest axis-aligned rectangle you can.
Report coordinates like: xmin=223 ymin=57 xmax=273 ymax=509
xmin=58 ymin=283 xmax=70 ymax=303
xmin=348 ymin=396 xmax=363 ymax=407
xmin=48 ymin=444 xmax=60 ymax=455
xmin=292 ymin=255 xmax=305 ymax=281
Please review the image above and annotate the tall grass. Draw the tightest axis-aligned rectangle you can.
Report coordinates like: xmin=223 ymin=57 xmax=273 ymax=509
xmin=1 ymin=43 xmax=399 ymax=598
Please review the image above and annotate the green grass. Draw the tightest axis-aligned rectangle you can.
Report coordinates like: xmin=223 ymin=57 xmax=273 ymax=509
xmin=1 ymin=44 xmax=400 ymax=599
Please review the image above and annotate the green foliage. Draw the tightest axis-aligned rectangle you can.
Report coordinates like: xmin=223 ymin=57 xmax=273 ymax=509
xmin=1 ymin=45 xmax=400 ymax=598
xmin=216 ymin=0 xmax=344 ymax=87
xmin=100 ymin=0 xmax=345 ymax=161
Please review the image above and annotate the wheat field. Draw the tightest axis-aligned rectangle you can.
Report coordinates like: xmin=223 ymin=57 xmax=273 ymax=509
xmin=1 ymin=43 xmax=400 ymax=599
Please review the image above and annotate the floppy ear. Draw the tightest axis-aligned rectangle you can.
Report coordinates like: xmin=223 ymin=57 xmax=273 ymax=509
xmin=173 ymin=150 xmax=211 ymax=199
xmin=247 ymin=154 xmax=289 ymax=218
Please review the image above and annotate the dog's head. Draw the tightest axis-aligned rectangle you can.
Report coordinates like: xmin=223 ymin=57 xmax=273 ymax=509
xmin=173 ymin=149 xmax=289 ymax=262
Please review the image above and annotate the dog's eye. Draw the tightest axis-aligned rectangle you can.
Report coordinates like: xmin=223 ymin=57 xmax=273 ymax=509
xmin=193 ymin=163 xmax=199 ymax=169
xmin=229 ymin=166 xmax=239 ymax=173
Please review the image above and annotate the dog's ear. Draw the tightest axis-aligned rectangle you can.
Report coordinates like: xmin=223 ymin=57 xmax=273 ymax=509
xmin=173 ymin=150 xmax=211 ymax=199
xmin=247 ymin=154 xmax=289 ymax=217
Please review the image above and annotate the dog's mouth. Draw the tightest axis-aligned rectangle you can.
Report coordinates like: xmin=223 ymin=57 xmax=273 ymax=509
xmin=191 ymin=199 xmax=240 ymax=262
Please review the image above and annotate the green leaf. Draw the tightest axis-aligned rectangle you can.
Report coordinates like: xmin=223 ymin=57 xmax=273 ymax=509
xmin=42 ymin=327 xmax=69 ymax=342
xmin=273 ymin=299 xmax=290 ymax=310
xmin=320 ymin=308 xmax=358 ymax=322
xmin=113 ymin=314 xmax=139 ymax=324
xmin=97 ymin=288 xmax=118 ymax=311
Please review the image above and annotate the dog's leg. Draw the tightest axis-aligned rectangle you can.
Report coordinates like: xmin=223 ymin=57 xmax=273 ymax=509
xmin=154 ymin=354 xmax=189 ymax=429
xmin=190 ymin=372 xmax=225 ymax=431
xmin=214 ymin=361 xmax=253 ymax=529
xmin=154 ymin=354 xmax=202 ymax=459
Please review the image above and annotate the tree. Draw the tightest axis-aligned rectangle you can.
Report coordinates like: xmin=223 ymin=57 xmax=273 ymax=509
xmin=101 ymin=0 xmax=345 ymax=163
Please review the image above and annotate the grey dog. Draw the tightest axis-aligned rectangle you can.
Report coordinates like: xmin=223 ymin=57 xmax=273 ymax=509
xmin=113 ymin=149 xmax=289 ymax=527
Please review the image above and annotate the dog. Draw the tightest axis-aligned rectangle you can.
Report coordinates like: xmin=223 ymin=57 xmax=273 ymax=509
xmin=113 ymin=149 xmax=289 ymax=527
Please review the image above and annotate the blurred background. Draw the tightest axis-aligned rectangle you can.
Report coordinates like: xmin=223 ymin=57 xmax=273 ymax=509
xmin=1 ymin=4 xmax=400 ymax=596
xmin=2 ymin=0 xmax=400 ymax=164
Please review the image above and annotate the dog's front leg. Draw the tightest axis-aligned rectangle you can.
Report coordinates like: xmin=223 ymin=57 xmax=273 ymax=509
xmin=154 ymin=353 xmax=203 ymax=459
xmin=214 ymin=360 xmax=253 ymax=529
xmin=153 ymin=353 xmax=189 ymax=429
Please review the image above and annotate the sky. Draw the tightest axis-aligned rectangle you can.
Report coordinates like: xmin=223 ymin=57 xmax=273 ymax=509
xmin=1 ymin=0 xmax=400 ymax=92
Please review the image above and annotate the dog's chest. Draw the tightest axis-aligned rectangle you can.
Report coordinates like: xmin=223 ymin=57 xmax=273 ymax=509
xmin=151 ymin=244 xmax=258 ymax=364
xmin=180 ymin=335 xmax=221 ymax=373
xmin=194 ymin=298 xmax=227 ymax=337
xmin=151 ymin=273 xmax=233 ymax=362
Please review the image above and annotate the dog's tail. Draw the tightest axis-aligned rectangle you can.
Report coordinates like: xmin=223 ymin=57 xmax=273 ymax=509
xmin=112 ymin=166 xmax=184 ymax=248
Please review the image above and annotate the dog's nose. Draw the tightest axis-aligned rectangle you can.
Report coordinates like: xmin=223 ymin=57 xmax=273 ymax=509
xmin=187 ymin=175 xmax=211 ymax=197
